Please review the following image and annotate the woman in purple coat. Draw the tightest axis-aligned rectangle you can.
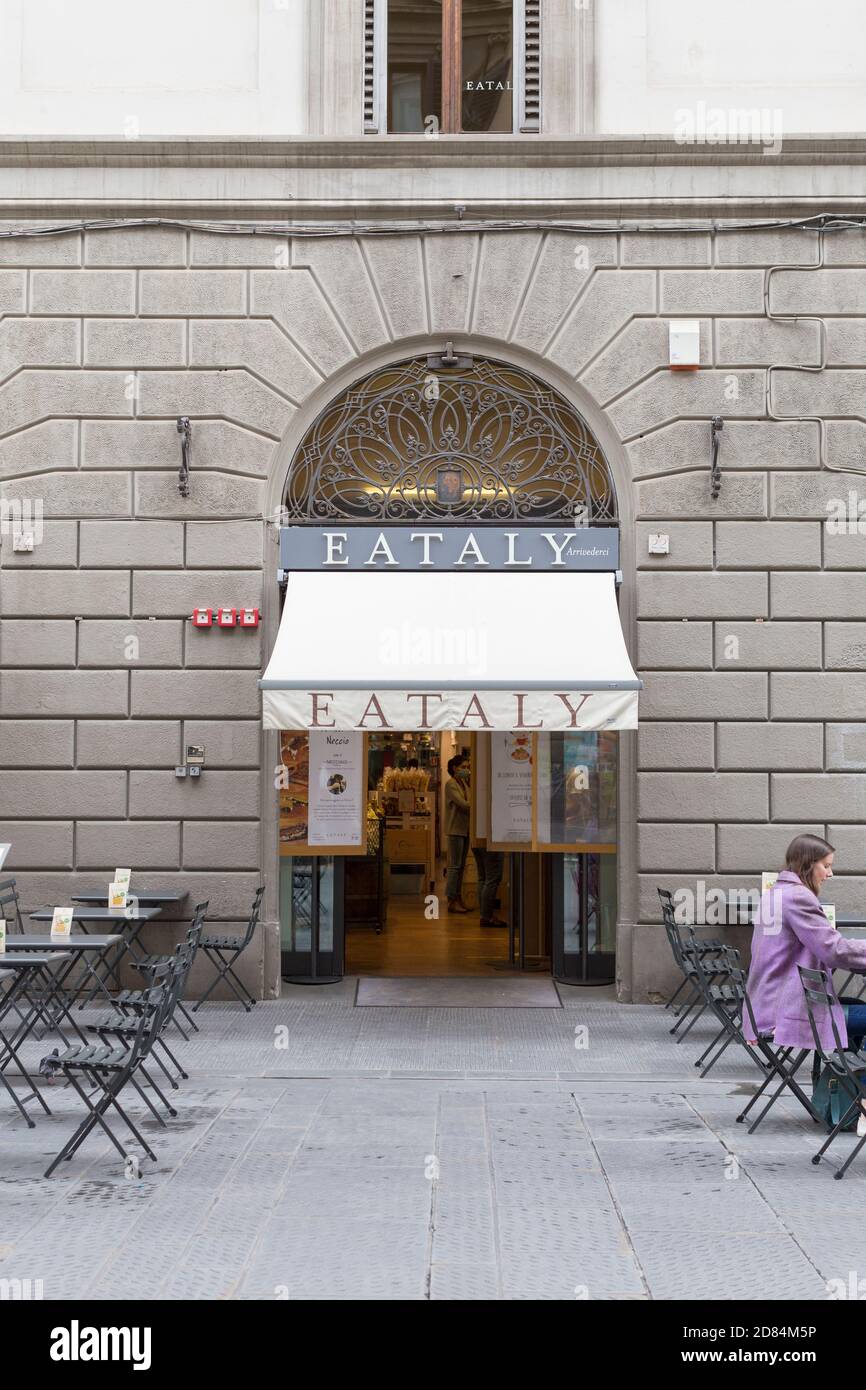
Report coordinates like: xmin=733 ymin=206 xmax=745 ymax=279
xmin=745 ymin=835 xmax=866 ymax=1067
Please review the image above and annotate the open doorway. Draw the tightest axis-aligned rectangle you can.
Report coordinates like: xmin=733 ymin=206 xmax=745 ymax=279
xmin=345 ymin=730 xmax=544 ymax=977
xmin=279 ymin=728 xmax=619 ymax=983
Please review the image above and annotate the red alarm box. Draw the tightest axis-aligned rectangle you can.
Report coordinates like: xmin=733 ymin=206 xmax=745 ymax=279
xmin=217 ymin=607 xmax=237 ymax=627
xmin=192 ymin=608 xmax=213 ymax=628
xmin=239 ymin=607 xmax=260 ymax=628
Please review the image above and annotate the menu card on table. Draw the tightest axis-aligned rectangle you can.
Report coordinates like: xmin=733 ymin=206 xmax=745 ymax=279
xmin=0 ymin=919 xmax=5 ymax=954
xmin=108 ymin=883 xmax=128 ymax=913
xmin=50 ymin=907 xmax=74 ymax=939
xmin=107 ymin=869 xmax=132 ymax=913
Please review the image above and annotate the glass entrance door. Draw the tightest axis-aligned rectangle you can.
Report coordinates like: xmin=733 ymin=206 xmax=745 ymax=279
xmin=280 ymin=856 xmax=345 ymax=983
xmin=551 ymin=852 xmax=617 ymax=985
xmin=501 ymin=851 xmax=551 ymax=972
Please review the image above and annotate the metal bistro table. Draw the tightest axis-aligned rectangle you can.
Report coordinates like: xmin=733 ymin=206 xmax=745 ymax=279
xmin=25 ymin=914 xmax=147 ymax=1006
xmin=68 ymin=897 xmax=181 ymax=1000
xmin=12 ymin=935 xmax=124 ymax=1019
xmin=71 ymin=889 xmax=187 ymax=908
xmin=831 ymin=919 xmax=866 ymax=999
xmin=0 ymin=953 xmax=72 ymax=1126
xmin=708 ymin=908 xmax=866 ymax=999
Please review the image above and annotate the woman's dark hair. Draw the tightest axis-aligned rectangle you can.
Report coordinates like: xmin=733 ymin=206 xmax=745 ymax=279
xmin=784 ymin=834 xmax=835 ymax=895
xmin=447 ymin=754 xmax=465 ymax=777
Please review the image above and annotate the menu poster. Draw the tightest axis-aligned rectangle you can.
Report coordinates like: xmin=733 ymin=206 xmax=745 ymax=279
xmin=50 ymin=907 xmax=74 ymax=938
xmin=108 ymin=882 xmax=128 ymax=913
xmin=489 ymin=733 xmax=534 ymax=847
xmin=307 ymin=731 xmax=364 ymax=848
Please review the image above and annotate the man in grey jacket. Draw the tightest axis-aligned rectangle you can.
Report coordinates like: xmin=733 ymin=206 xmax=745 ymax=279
xmin=444 ymin=754 xmax=470 ymax=912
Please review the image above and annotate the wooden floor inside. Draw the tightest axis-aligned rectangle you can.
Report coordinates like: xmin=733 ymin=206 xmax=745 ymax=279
xmin=347 ymin=894 xmax=513 ymax=977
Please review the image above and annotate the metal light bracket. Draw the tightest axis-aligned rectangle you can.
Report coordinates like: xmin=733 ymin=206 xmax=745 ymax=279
xmin=710 ymin=417 xmax=724 ymax=498
xmin=427 ymin=340 xmax=474 ymax=370
xmin=177 ymin=416 xmax=192 ymax=497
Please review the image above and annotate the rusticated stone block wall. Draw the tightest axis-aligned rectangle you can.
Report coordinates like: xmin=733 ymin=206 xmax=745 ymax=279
xmin=1 ymin=221 xmax=864 ymax=999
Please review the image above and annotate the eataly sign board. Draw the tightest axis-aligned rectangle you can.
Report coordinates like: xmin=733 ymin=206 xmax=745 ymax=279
xmin=279 ymin=525 xmax=620 ymax=572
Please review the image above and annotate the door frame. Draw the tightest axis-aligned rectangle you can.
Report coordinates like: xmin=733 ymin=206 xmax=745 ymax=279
xmin=262 ymin=334 xmax=637 ymax=997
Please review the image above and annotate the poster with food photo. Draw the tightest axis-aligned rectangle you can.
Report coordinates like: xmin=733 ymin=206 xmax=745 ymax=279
xmin=489 ymin=732 xmax=534 ymax=845
xmin=278 ymin=732 xmax=310 ymax=851
xmin=308 ymin=731 xmax=364 ymax=847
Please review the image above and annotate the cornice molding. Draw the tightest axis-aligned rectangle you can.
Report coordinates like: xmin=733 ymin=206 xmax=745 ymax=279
xmin=1 ymin=136 xmax=865 ymax=221
xmin=2 ymin=134 xmax=866 ymax=167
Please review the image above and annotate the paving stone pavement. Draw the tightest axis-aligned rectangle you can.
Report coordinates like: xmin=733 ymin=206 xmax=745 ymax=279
xmin=1 ymin=989 xmax=864 ymax=1300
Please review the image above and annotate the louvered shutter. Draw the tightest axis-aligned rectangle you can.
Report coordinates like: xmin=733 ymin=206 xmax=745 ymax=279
xmin=518 ymin=0 xmax=541 ymax=133
xmin=363 ymin=0 xmax=386 ymax=133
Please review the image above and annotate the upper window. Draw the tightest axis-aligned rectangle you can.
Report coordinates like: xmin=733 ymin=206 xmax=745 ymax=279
xmin=365 ymin=0 xmax=540 ymax=135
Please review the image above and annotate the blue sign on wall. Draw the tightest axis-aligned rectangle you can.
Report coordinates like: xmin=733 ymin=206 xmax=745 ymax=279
xmin=280 ymin=526 xmax=619 ymax=572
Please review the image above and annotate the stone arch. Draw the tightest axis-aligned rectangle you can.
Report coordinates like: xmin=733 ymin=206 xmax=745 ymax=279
xmin=280 ymin=352 xmax=618 ymax=525
xmin=260 ymin=334 xmax=639 ymax=996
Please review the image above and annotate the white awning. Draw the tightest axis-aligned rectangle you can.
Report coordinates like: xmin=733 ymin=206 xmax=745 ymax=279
xmin=260 ymin=570 xmax=641 ymax=731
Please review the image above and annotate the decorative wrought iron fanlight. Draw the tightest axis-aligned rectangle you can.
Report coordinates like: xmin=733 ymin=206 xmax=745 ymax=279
xmin=284 ymin=356 xmax=617 ymax=525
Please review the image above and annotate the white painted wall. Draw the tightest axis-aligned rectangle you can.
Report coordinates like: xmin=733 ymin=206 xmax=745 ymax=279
xmin=0 ymin=0 xmax=864 ymax=140
xmin=0 ymin=0 xmax=306 ymax=135
xmin=596 ymin=0 xmax=866 ymax=136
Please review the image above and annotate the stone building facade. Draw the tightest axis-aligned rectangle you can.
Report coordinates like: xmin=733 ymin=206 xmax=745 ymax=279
xmin=3 ymin=205 xmax=866 ymax=999
xmin=1 ymin=2 xmax=866 ymax=1000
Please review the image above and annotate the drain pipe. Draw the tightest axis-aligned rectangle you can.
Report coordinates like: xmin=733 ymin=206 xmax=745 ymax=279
xmin=765 ymin=216 xmax=866 ymax=477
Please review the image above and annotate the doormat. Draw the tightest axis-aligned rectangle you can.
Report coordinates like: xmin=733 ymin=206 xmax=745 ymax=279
xmin=355 ymin=976 xmax=561 ymax=1007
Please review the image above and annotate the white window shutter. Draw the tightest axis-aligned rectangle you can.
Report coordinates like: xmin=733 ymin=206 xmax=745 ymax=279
xmin=363 ymin=0 xmax=387 ymax=133
xmin=517 ymin=0 xmax=541 ymax=133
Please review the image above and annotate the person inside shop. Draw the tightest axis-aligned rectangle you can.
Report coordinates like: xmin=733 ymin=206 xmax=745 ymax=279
xmin=444 ymin=753 xmax=471 ymax=913
xmin=473 ymin=844 xmax=506 ymax=928
xmin=743 ymin=833 xmax=866 ymax=1130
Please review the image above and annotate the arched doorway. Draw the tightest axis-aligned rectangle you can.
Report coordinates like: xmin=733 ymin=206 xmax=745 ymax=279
xmin=268 ymin=350 xmax=632 ymax=986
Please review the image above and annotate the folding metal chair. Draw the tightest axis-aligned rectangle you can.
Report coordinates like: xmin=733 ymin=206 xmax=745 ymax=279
xmin=734 ymin=979 xmax=822 ymax=1134
xmin=0 ymin=880 xmax=35 ymax=1028
xmin=41 ymin=959 xmax=179 ymax=1178
xmin=193 ymin=886 xmax=264 ymax=1012
xmin=658 ymin=891 xmax=726 ymax=1041
xmin=0 ymin=962 xmax=55 ymax=1126
xmin=0 ymin=879 xmax=74 ymax=1033
xmin=120 ymin=901 xmax=208 ymax=1037
xmin=686 ymin=940 xmax=761 ymax=1079
xmin=658 ymin=888 xmax=698 ymax=1013
xmin=800 ymin=965 xmax=866 ymax=1179
xmin=0 ymin=878 xmax=25 ymax=933
xmin=88 ymin=921 xmax=203 ymax=1096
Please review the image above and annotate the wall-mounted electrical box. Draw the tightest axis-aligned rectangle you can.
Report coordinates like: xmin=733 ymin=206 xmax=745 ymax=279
xmin=669 ymin=320 xmax=701 ymax=370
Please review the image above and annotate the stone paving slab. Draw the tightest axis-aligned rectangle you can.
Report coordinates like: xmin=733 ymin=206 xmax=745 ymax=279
xmin=1 ymin=996 xmax=864 ymax=1300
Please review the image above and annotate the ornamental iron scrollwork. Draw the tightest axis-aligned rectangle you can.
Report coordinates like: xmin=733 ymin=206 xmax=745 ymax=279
xmin=284 ymin=356 xmax=617 ymax=524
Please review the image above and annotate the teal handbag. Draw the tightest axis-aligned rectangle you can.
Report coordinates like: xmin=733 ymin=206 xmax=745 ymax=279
xmin=812 ymin=1061 xmax=860 ymax=1132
